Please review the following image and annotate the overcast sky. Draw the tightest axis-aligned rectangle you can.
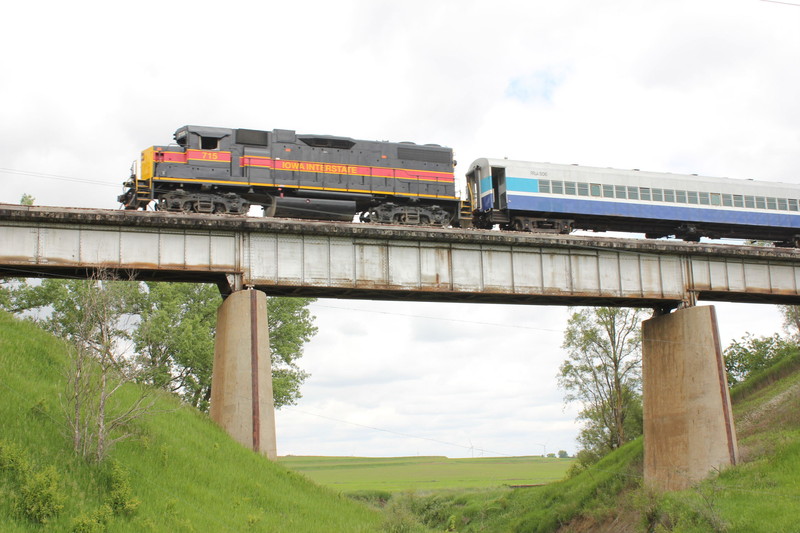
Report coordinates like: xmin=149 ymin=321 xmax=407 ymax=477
xmin=2 ymin=0 xmax=799 ymax=457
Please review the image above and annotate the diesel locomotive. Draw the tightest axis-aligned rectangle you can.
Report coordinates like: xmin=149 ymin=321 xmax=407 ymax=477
xmin=119 ymin=125 xmax=800 ymax=246
xmin=118 ymin=125 xmax=461 ymax=226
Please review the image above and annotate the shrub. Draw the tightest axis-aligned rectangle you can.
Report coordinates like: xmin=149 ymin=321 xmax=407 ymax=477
xmin=381 ymin=503 xmax=427 ymax=533
xmin=345 ymin=489 xmax=392 ymax=506
xmin=106 ymin=461 xmax=140 ymax=515
xmin=0 ymin=439 xmax=32 ymax=479
xmin=71 ymin=504 xmax=113 ymax=533
xmin=18 ymin=465 xmax=65 ymax=523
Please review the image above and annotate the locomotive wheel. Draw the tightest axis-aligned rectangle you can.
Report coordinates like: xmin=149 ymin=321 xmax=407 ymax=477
xmin=181 ymin=202 xmax=194 ymax=213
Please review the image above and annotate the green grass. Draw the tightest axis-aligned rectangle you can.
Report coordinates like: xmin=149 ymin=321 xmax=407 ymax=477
xmin=375 ymin=438 xmax=643 ymax=532
xmin=648 ymin=359 xmax=800 ymax=533
xmin=650 ymin=432 xmax=800 ymax=532
xmin=729 ymin=348 xmax=800 ymax=403
xmin=372 ymin=344 xmax=800 ymax=532
xmin=5 ymin=308 xmax=800 ymax=533
xmin=0 ymin=312 xmax=383 ymax=532
xmin=278 ymin=455 xmax=573 ymax=492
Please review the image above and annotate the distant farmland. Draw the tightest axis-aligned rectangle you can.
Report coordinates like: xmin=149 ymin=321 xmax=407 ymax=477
xmin=278 ymin=455 xmax=574 ymax=492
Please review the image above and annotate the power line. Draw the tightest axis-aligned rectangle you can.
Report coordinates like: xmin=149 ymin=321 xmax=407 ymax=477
xmin=760 ymin=0 xmax=800 ymax=6
xmin=0 ymin=167 xmax=120 ymax=188
xmin=312 ymin=301 xmax=768 ymax=349
xmin=284 ymin=405 xmax=520 ymax=457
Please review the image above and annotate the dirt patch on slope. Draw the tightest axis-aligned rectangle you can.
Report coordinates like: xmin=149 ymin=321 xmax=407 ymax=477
xmin=735 ymin=379 xmax=800 ymax=460
xmin=556 ymin=509 xmax=641 ymax=533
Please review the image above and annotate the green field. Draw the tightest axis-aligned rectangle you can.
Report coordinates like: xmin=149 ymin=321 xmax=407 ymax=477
xmin=278 ymin=455 xmax=573 ymax=492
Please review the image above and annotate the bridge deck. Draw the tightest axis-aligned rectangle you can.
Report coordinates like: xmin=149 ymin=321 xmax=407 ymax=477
xmin=2 ymin=204 xmax=800 ymax=307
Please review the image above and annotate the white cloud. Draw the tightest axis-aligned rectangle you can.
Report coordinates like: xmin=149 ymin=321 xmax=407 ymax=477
xmin=2 ymin=0 xmax=796 ymax=457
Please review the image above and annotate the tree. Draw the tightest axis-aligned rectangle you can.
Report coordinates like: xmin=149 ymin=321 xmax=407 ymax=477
xmin=266 ymin=296 xmax=316 ymax=408
xmin=779 ymin=305 xmax=800 ymax=340
xmin=558 ymin=307 xmax=646 ymax=457
xmin=3 ymin=278 xmax=317 ymax=412
xmin=20 ymin=193 xmax=35 ymax=205
xmin=0 ymin=277 xmax=61 ymax=315
xmin=49 ymin=273 xmax=155 ymax=462
xmin=132 ymin=283 xmax=316 ymax=410
xmin=133 ymin=283 xmax=219 ymax=410
xmin=723 ymin=332 xmax=794 ymax=386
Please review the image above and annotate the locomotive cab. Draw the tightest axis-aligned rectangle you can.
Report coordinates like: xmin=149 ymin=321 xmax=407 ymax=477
xmin=174 ymin=125 xmax=232 ymax=151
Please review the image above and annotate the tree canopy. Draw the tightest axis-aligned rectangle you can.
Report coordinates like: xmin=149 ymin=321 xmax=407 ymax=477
xmin=1 ymin=278 xmax=316 ymax=411
xmin=558 ymin=307 xmax=646 ymax=459
xmin=723 ymin=332 xmax=795 ymax=386
xmin=779 ymin=304 xmax=800 ymax=340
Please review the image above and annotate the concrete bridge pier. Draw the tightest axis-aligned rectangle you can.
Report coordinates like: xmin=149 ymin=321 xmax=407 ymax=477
xmin=209 ymin=289 xmax=278 ymax=459
xmin=642 ymin=305 xmax=738 ymax=491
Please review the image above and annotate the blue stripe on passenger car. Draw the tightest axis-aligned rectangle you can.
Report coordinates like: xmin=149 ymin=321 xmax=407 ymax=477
xmin=505 ymin=195 xmax=800 ymax=229
xmin=506 ymin=177 xmax=539 ymax=193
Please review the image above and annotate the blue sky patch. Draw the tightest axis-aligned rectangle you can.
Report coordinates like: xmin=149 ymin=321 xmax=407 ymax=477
xmin=506 ymin=67 xmax=568 ymax=104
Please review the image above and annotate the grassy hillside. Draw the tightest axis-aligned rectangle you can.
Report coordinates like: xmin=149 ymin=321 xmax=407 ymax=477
xmin=0 ymin=312 xmax=383 ymax=532
xmin=5 ymin=308 xmax=799 ymax=533
xmin=383 ymin=350 xmax=800 ymax=533
xmin=279 ymin=455 xmax=573 ymax=493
